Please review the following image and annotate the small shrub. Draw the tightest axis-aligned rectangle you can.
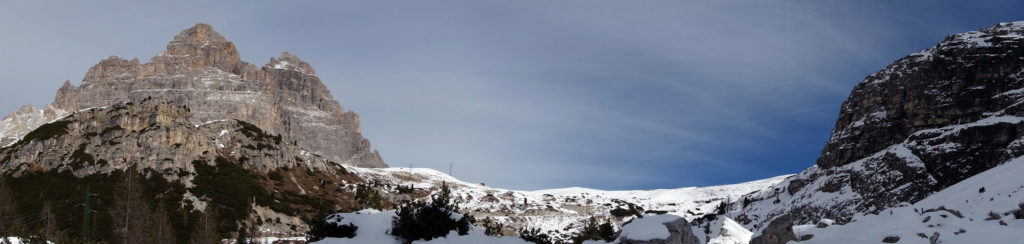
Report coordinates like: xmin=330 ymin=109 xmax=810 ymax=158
xmin=307 ymin=214 xmax=358 ymax=242
xmin=268 ymin=171 xmax=284 ymax=181
xmin=355 ymin=184 xmax=384 ymax=210
xmin=481 ymin=217 xmax=504 ymax=236
xmin=598 ymin=221 xmax=616 ymax=242
xmin=390 ymin=182 xmax=471 ymax=243
xmin=396 ymin=184 xmax=415 ymax=194
xmin=572 ymin=217 xmax=602 ymax=243
xmin=519 ymin=228 xmax=553 ymax=244
xmin=610 ymin=204 xmax=642 ymax=218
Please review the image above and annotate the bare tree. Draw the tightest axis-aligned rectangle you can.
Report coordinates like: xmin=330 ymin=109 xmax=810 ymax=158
xmin=110 ymin=170 xmax=152 ymax=244
xmin=248 ymin=220 xmax=261 ymax=244
xmin=0 ymin=178 xmax=25 ymax=237
xmin=189 ymin=210 xmax=220 ymax=244
xmin=39 ymin=201 xmax=58 ymax=240
xmin=151 ymin=202 xmax=176 ymax=244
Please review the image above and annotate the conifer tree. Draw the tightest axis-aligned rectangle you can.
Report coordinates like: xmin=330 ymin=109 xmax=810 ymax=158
xmin=598 ymin=221 xmax=616 ymax=242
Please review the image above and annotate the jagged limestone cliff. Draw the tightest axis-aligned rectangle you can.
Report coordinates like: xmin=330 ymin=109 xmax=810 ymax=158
xmin=0 ymin=23 xmax=385 ymax=168
xmin=734 ymin=21 xmax=1024 ymax=230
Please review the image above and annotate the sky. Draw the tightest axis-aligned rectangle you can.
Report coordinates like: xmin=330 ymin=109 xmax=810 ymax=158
xmin=1 ymin=1 xmax=1022 ymax=190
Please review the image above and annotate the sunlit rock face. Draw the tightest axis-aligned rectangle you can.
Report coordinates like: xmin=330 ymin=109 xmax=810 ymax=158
xmin=0 ymin=23 xmax=385 ymax=168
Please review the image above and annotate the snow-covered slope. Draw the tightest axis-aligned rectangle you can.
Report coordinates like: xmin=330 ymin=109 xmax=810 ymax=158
xmin=706 ymin=217 xmax=753 ymax=244
xmin=796 ymin=155 xmax=1024 ymax=243
xmin=0 ymin=105 xmax=67 ymax=147
xmin=316 ymin=209 xmax=531 ymax=244
xmin=346 ymin=166 xmax=789 ymax=242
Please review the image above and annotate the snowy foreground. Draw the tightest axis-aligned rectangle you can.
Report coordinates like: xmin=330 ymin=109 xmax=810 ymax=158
xmin=318 ymin=156 xmax=1024 ymax=244
xmin=345 ymin=166 xmax=788 ymax=241
xmin=315 ymin=209 xmax=531 ymax=244
xmin=315 ymin=210 xmax=713 ymax=244
xmin=795 ymin=156 xmax=1024 ymax=243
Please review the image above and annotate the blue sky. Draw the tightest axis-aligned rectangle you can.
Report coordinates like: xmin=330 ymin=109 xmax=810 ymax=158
xmin=1 ymin=1 xmax=1022 ymax=190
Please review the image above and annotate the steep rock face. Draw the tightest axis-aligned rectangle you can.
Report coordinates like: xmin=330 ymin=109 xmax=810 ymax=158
xmin=0 ymin=98 xmax=366 ymax=237
xmin=0 ymin=98 xmax=348 ymax=179
xmin=0 ymin=23 xmax=385 ymax=168
xmin=734 ymin=21 xmax=1024 ymax=230
xmin=818 ymin=21 xmax=1024 ymax=171
xmin=748 ymin=215 xmax=795 ymax=244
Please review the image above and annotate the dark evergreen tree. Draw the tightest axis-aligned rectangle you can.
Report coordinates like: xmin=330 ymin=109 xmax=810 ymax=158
xmin=716 ymin=200 xmax=728 ymax=215
xmin=307 ymin=214 xmax=358 ymax=242
xmin=519 ymin=227 xmax=553 ymax=244
xmin=390 ymin=181 xmax=472 ymax=244
xmin=598 ymin=221 xmax=616 ymax=242
xmin=355 ymin=183 xmax=384 ymax=210
xmin=572 ymin=217 xmax=602 ymax=243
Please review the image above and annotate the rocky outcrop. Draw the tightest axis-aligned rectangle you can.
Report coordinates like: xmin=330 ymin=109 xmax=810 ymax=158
xmin=818 ymin=21 xmax=1024 ymax=172
xmin=749 ymin=215 xmax=796 ymax=244
xmin=734 ymin=21 xmax=1024 ymax=230
xmin=0 ymin=23 xmax=386 ymax=168
xmin=619 ymin=216 xmax=700 ymax=244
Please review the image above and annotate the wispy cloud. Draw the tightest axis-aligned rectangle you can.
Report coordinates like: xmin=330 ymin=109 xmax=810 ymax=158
xmin=1 ymin=1 xmax=1021 ymax=190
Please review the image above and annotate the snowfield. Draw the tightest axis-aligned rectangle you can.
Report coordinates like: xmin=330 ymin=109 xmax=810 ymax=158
xmin=315 ymin=209 xmax=530 ymax=244
xmin=317 ymin=155 xmax=1024 ymax=244
xmin=346 ymin=166 xmax=789 ymax=241
xmin=614 ymin=214 xmax=680 ymax=241
xmin=797 ymin=155 xmax=1024 ymax=243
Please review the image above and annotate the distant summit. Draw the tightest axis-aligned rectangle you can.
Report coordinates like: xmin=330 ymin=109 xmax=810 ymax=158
xmin=0 ymin=23 xmax=386 ymax=168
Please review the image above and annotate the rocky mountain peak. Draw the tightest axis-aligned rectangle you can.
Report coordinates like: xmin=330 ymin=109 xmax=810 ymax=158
xmin=150 ymin=23 xmax=245 ymax=76
xmin=0 ymin=23 xmax=387 ymax=168
xmin=81 ymin=56 xmax=140 ymax=82
xmin=266 ymin=51 xmax=315 ymax=75
xmin=169 ymin=23 xmax=227 ymax=46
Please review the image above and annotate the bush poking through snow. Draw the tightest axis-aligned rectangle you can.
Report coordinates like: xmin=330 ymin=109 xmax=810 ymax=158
xmin=610 ymin=204 xmax=643 ymax=218
xmin=519 ymin=228 xmax=553 ymax=244
xmin=481 ymin=217 xmax=505 ymax=236
xmin=570 ymin=217 xmax=617 ymax=243
xmin=390 ymin=181 xmax=473 ymax=243
xmin=572 ymin=217 xmax=602 ymax=243
xmin=598 ymin=221 xmax=616 ymax=242
xmin=355 ymin=183 xmax=385 ymax=210
xmin=307 ymin=214 xmax=358 ymax=242
xmin=1016 ymin=203 xmax=1024 ymax=219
